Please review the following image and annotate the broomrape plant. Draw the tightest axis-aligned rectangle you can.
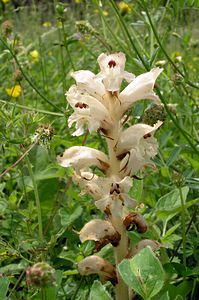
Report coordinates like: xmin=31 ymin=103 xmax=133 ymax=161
xmin=58 ymin=52 xmax=163 ymax=300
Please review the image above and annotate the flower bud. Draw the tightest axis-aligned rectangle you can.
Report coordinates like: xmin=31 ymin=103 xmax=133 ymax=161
xmin=123 ymin=212 xmax=148 ymax=233
xmin=78 ymin=255 xmax=117 ymax=285
xmin=79 ymin=219 xmax=121 ymax=251
xmin=26 ymin=262 xmax=55 ymax=287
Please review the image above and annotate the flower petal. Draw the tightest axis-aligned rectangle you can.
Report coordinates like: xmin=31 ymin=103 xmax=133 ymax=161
xmin=119 ymin=68 xmax=163 ymax=113
xmin=117 ymin=121 xmax=162 ymax=175
xmin=57 ymin=146 xmax=109 ymax=172
xmin=71 ymin=70 xmax=106 ymax=98
xmin=66 ymin=85 xmax=113 ymax=135
xmin=97 ymin=52 xmax=134 ymax=92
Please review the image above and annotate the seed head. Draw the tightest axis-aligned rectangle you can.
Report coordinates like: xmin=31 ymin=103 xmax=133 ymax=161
xmin=2 ymin=20 xmax=12 ymax=37
xmin=36 ymin=124 xmax=54 ymax=145
xmin=142 ymin=104 xmax=166 ymax=126
xmin=76 ymin=20 xmax=98 ymax=36
xmin=26 ymin=262 xmax=55 ymax=287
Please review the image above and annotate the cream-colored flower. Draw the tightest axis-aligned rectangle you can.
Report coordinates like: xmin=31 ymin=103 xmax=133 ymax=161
xmin=78 ymin=255 xmax=117 ymax=284
xmin=74 ymin=171 xmax=136 ymax=216
xmin=119 ymin=68 xmax=163 ymax=114
xmin=67 ymin=85 xmax=112 ymax=136
xmin=57 ymin=146 xmax=109 ymax=173
xmin=96 ymin=52 xmax=134 ymax=92
xmin=117 ymin=121 xmax=162 ymax=175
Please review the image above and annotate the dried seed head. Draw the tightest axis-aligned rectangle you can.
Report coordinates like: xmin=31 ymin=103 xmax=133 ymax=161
xmin=76 ymin=20 xmax=98 ymax=36
xmin=26 ymin=262 xmax=55 ymax=287
xmin=79 ymin=219 xmax=121 ymax=250
xmin=2 ymin=20 xmax=12 ymax=37
xmin=123 ymin=212 xmax=148 ymax=233
xmin=78 ymin=255 xmax=117 ymax=285
xmin=36 ymin=124 xmax=54 ymax=145
xmin=142 ymin=104 xmax=166 ymax=126
xmin=13 ymin=69 xmax=23 ymax=82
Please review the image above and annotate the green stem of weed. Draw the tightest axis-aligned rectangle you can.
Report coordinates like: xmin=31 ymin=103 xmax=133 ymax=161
xmin=26 ymin=156 xmax=43 ymax=242
xmin=141 ymin=1 xmax=199 ymax=90
xmin=179 ymin=186 xmax=186 ymax=268
xmin=0 ymin=99 xmax=64 ymax=117
xmin=61 ymin=21 xmax=76 ymax=71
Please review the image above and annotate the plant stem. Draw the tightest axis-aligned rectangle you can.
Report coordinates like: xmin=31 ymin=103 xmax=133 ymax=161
xmin=26 ymin=155 xmax=43 ymax=242
xmin=105 ymin=93 xmax=129 ymax=300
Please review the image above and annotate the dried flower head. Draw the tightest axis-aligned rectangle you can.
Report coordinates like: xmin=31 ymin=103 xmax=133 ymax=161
xmin=76 ymin=20 xmax=98 ymax=36
xmin=26 ymin=262 xmax=55 ymax=287
xmin=36 ymin=124 xmax=54 ymax=145
xmin=2 ymin=20 xmax=12 ymax=36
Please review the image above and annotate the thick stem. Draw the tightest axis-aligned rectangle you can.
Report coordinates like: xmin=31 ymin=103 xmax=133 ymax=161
xmin=106 ymin=111 xmax=129 ymax=300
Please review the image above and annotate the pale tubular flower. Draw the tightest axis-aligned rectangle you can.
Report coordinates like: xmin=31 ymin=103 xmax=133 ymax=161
xmin=71 ymin=70 xmax=106 ymax=100
xmin=78 ymin=255 xmax=117 ymax=284
xmin=117 ymin=121 xmax=162 ymax=175
xmin=67 ymin=85 xmax=113 ymax=136
xmin=128 ymin=240 xmax=162 ymax=257
xmin=96 ymin=52 xmax=135 ymax=92
xmin=74 ymin=171 xmax=136 ymax=217
xmin=57 ymin=146 xmax=109 ymax=173
xmin=79 ymin=219 xmax=121 ymax=249
xmin=123 ymin=212 xmax=148 ymax=233
xmin=119 ymin=68 xmax=163 ymax=114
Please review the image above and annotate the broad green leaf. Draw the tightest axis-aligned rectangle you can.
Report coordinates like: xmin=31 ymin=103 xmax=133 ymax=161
xmin=89 ymin=281 xmax=112 ymax=300
xmin=59 ymin=205 xmax=83 ymax=228
xmin=167 ymin=147 xmax=181 ymax=166
xmin=118 ymin=247 xmax=165 ymax=300
xmin=0 ymin=277 xmax=9 ymax=299
xmin=155 ymin=186 xmax=189 ymax=220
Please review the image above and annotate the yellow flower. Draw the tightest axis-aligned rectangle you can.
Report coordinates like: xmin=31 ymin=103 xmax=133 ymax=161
xmin=102 ymin=10 xmax=109 ymax=17
xmin=118 ymin=1 xmax=131 ymax=15
xmin=6 ymin=85 xmax=21 ymax=98
xmin=2 ymin=0 xmax=10 ymax=4
xmin=30 ymin=50 xmax=40 ymax=63
xmin=42 ymin=21 xmax=52 ymax=28
xmin=30 ymin=50 xmax=39 ymax=60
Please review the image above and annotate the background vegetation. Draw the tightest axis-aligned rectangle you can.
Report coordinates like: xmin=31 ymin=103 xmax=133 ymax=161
xmin=0 ymin=0 xmax=198 ymax=299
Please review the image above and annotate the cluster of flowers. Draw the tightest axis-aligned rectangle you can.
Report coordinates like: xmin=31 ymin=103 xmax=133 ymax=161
xmin=57 ymin=52 xmax=163 ymax=295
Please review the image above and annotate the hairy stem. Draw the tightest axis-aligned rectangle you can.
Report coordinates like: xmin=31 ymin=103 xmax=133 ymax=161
xmin=106 ymin=96 xmax=129 ymax=300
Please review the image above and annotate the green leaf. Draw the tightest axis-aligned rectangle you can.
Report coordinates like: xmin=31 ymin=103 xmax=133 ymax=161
xmin=167 ymin=147 xmax=181 ymax=166
xmin=130 ymin=178 xmax=143 ymax=202
xmin=118 ymin=247 xmax=165 ymax=300
xmin=0 ymin=277 xmax=9 ymax=299
xmin=155 ymin=186 xmax=189 ymax=220
xmin=59 ymin=205 xmax=83 ymax=228
xmin=45 ymin=270 xmax=63 ymax=300
xmin=89 ymin=281 xmax=112 ymax=300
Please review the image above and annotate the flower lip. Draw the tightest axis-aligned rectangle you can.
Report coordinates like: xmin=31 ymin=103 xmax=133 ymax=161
xmin=77 ymin=255 xmax=118 ymax=285
xmin=108 ymin=60 xmax=117 ymax=68
xmin=79 ymin=219 xmax=121 ymax=250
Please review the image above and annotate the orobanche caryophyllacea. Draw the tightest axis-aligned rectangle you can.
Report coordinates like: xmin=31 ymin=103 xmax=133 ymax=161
xmin=58 ymin=52 xmax=163 ymax=300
